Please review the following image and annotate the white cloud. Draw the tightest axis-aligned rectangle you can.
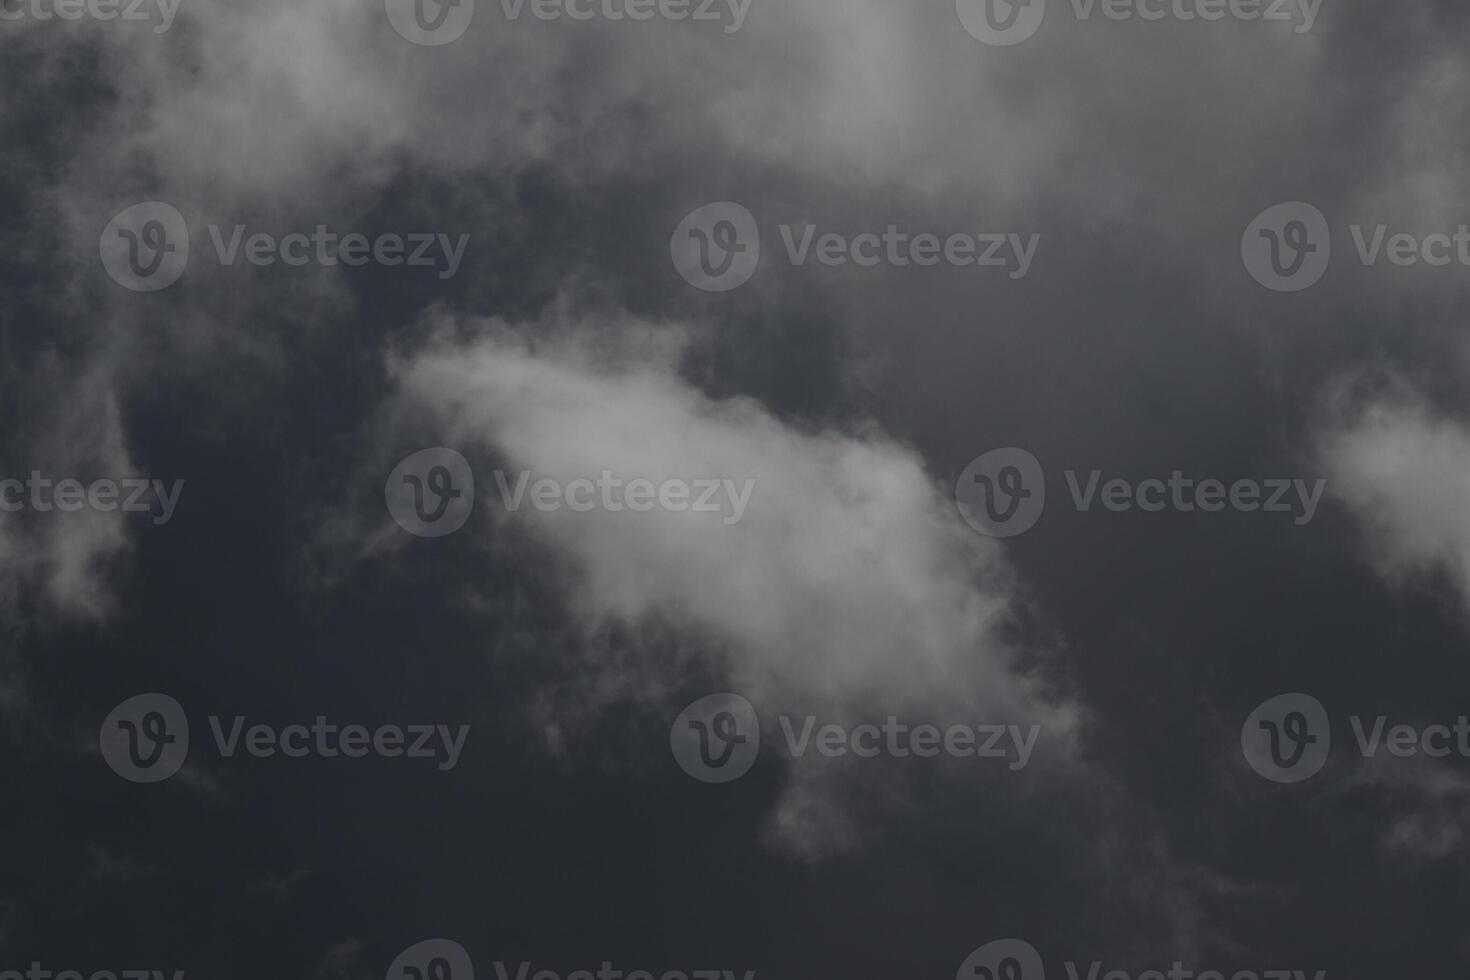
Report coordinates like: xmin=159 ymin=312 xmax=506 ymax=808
xmin=384 ymin=314 xmax=1075 ymax=853
xmin=1320 ymin=389 xmax=1470 ymax=612
xmin=38 ymin=0 xmax=1334 ymax=229
xmin=1 ymin=361 xmax=136 ymax=621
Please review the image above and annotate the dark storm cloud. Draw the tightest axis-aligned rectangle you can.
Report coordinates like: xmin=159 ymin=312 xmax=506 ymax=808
xmin=1 ymin=0 xmax=1469 ymax=978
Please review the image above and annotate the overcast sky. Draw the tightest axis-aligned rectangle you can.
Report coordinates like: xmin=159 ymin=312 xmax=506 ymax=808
xmin=2 ymin=0 xmax=1470 ymax=978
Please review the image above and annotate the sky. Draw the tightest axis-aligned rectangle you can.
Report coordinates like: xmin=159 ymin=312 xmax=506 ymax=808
xmin=2 ymin=0 xmax=1470 ymax=978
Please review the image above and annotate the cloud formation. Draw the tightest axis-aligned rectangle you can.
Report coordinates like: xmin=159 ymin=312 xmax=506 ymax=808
xmin=1320 ymin=385 xmax=1470 ymax=613
xmin=385 ymin=315 xmax=1075 ymax=852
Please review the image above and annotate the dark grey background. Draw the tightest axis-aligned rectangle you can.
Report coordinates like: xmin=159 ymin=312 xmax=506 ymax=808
xmin=2 ymin=1 xmax=1470 ymax=979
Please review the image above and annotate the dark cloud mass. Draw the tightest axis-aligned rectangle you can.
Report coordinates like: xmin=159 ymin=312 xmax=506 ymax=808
xmin=1 ymin=1 xmax=1469 ymax=980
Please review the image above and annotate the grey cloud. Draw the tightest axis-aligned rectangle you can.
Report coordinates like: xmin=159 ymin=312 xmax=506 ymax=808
xmin=383 ymin=314 xmax=1076 ymax=853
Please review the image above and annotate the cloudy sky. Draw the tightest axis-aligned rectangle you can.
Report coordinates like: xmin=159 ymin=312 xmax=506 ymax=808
xmin=2 ymin=0 xmax=1469 ymax=977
